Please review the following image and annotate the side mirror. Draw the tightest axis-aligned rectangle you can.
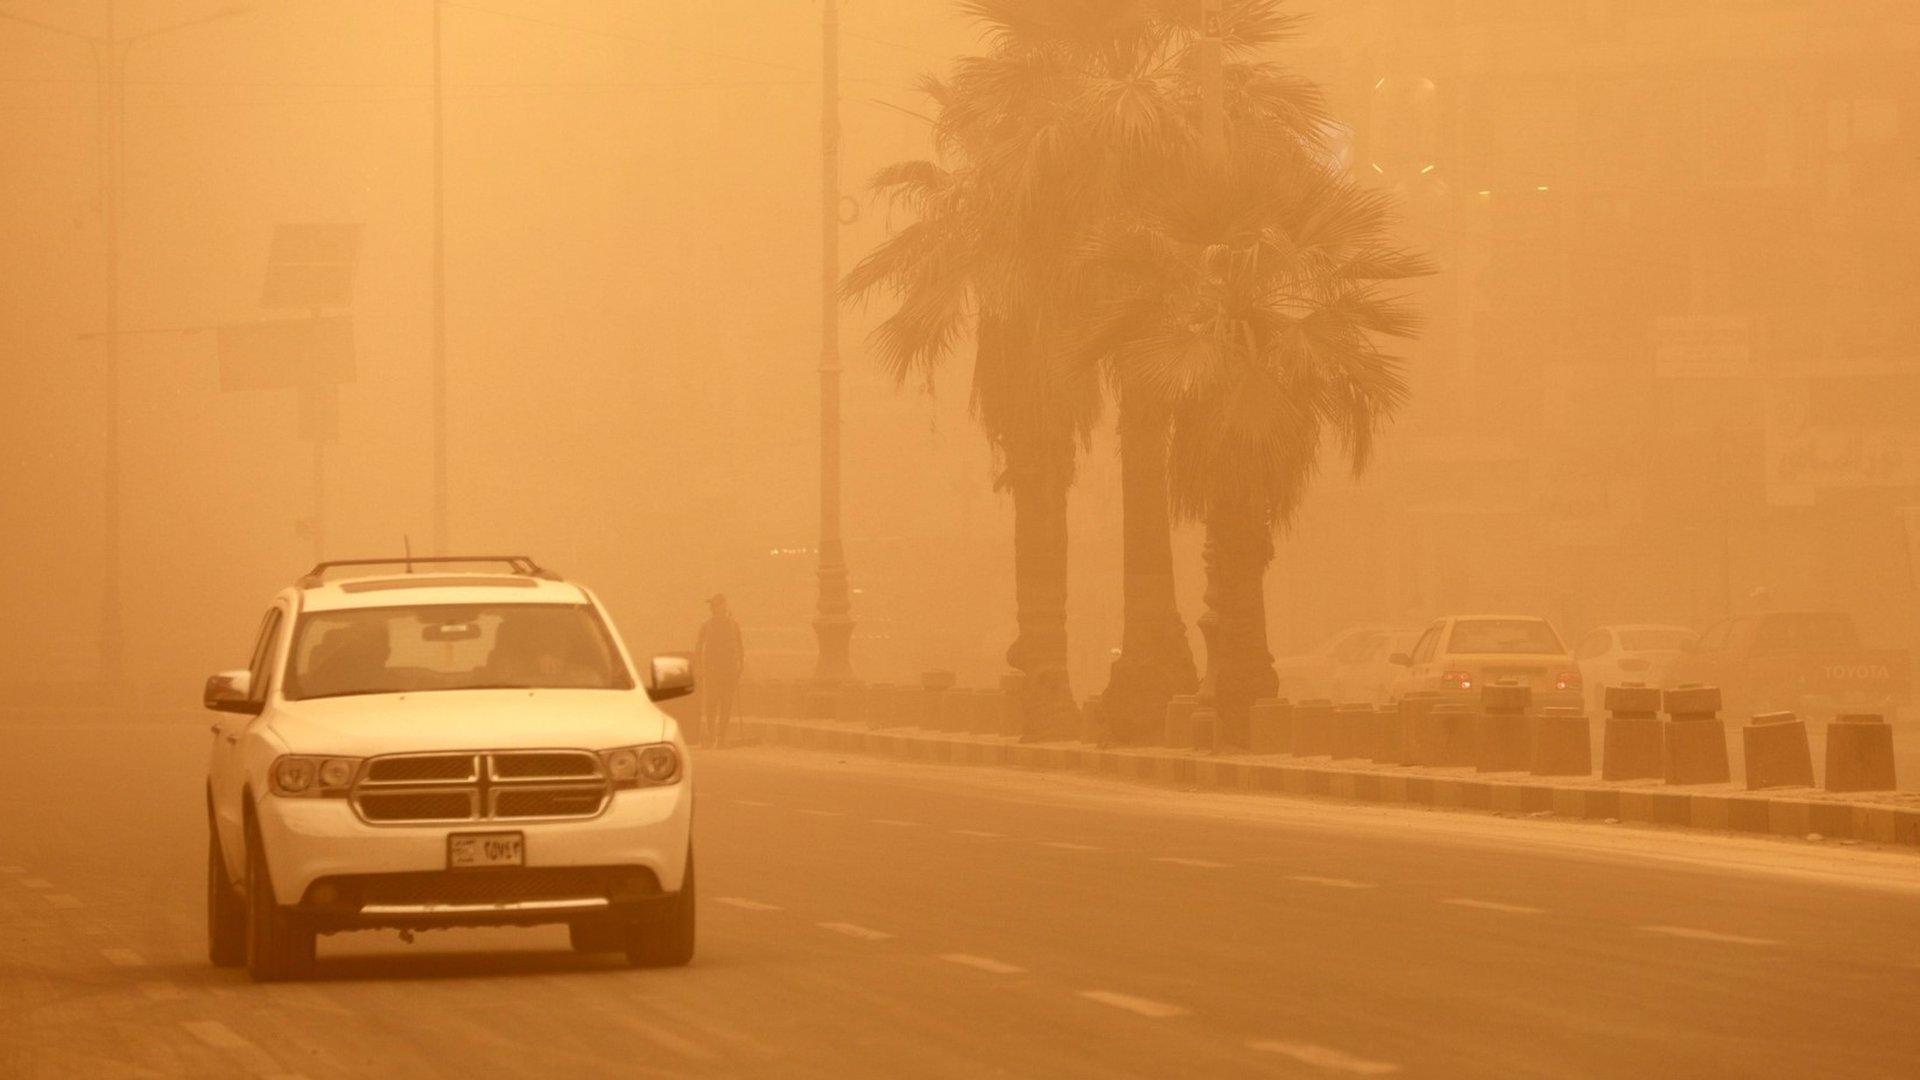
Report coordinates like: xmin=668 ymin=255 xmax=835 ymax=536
xmin=647 ymin=654 xmax=695 ymax=703
xmin=204 ymin=669 xmax=259 ymax=715
xmin=1388 ymin=652 xmax=1413 ymax=667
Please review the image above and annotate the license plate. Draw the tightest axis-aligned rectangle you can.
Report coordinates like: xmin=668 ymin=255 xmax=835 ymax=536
xmin=448 ymin=831 xmax=524 ymax=869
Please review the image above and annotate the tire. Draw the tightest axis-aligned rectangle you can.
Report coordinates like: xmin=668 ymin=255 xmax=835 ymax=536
xmin=207 ymin=810 xmax=246 ymax=968
xmin=568 ymin=918 xmax=625 ymax=953
xmin=625 ymin=850 xmax=695 ymax=968
xmin=243 ymin=812 xmax=314 ymax=982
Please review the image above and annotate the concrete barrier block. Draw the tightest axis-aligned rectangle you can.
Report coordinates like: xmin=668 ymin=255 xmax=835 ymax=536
xmin=1247 ymin=699 xmax=1292 ymax=755
xmin=1432 ymin=778 xmax=1467 ymax=807
xmin=1474 ymin=713 xmax=1533 ymax=773
xmin=1398 ymin=695 xmax=1440 ymax=765
xmin=1331 ymin=704 xmax=1375 ymax=760
xmin=1191 ymin=709 xmax=1220 ymax=755
xmin=1350 ymin=773 xmax=1384 ymax=801
xmin=1531 ymin=711 xmax=1593 ymax=777
xmin=1404 ymin=777 xmax=1436 ymax=805
xmin=1246 ymin=763 xmax=1286 ymax=792
xmin=1620 ymin=788 xmax=1690 ymax=826
xmin=1379 ymin=775 xmax=1409 ymax=802
xmin=1489 ymin=783 xmax=1530 ymax=813
xmin=1663 ymin=719 xmax=1731 ymax=785
xmin=1743 ymin=713 xmax=1815 ymax=790
xmin=1163 ymin=696 xmax=1199 ymax=748
xmin=1009 ymin=745 xmax=1043 ymax=768
xmin=1890 ymin=808 xmax=1920 ymax=846
xmin=1161 ymin=756 xmax=1196 ymax=786
xmin=1328 ymin=772 xmax=1357 ymax=799
xmin=1460 ymin=781 xmax=1493 ymax=810
xmin=1824 ymin=715 xmax=1897 ymax=793
xmin=1436 ymin=706 xmax=1479 ymax=767
xmin=1604 ymin=684 xmax=1663 ymax=716
xmin=1663 ymin=684 xmax=1722 ymax=717
xmin=1371 ymin=705 xmax=1407 ymax=765
xmin=1291 ymin=700 xmax=1334 ymax=757
xmin=1602 ymin=717 xmax=1664 ymax=780
xmin=1767 ymin=799 xmax=1813 ymax=837
xmin=1481 ymin=681 xmax=1533 ymax=714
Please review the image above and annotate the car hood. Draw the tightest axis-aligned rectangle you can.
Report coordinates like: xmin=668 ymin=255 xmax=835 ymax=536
xmin=265 ymin=689 xmax=667 ymax=757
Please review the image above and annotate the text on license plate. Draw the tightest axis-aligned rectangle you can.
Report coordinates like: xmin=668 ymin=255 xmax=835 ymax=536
xmin=448 ymin=832 xmax=524 ymax=869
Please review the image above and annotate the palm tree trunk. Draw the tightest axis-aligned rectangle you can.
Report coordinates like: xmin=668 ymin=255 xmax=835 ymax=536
xmin=1003 ymin=428 xmax=1076 ymax=742
xmin=1100 ymin=396 xmax=1197 ymax=743
xmin=1198 ymin=496 xmax=1278 ymax=746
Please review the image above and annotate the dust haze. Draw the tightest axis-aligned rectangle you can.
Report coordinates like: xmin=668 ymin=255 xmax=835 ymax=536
xmin=2 ymin=2 xmax=1918 ymax=1076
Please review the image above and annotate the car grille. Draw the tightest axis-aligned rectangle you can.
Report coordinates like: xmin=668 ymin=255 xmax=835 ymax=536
xmin=351 ymin=750 xmax=608 ymax=824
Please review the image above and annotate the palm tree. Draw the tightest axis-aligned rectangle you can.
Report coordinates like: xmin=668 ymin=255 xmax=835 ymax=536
xmin=847 ymin=0 xmax=1333 ymax=743
xmin=1075 ymin=143 xmax=1431 ymax=738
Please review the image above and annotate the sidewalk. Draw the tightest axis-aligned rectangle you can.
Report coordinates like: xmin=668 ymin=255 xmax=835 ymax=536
xmin=735 ymin=716 xmax=1920 ymax=848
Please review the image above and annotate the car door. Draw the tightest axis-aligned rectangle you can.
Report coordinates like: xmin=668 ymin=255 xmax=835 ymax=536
xmin=1396 ymin=623 xmax=1444 ymax=697
xmin=210 ymin=606 xmax=284 ymax=856
xmin=1574 ymin=629 xmax=1616 ymax=711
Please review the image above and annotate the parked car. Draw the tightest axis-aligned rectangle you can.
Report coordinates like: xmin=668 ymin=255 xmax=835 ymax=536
xmin=1663 ymin=611 xmax=1909 ymax=720
xmin=1274 ymin=625 xmax=1418 ymax=704
xmin=1387 ymin=614 xmax=1581 ymax=708
xmin=202 ymin=556 xmax=696 ymax=981
xmin=1572 ymin=624 xmax=1697 ymax=714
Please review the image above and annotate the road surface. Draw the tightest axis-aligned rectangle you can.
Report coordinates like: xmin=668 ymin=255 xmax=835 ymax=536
xmin=3 ymin=713 xmax=1917 ymax=1078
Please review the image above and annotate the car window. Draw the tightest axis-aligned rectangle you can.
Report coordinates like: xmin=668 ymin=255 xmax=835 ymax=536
xmin=1617 ymin=628 xmax=1694 ymax=652
xmin=1410 ymin=627 xmax=1441 ymax=664
xmin=1751 ymin=613 xmax=1858 ymax=652
xmin=246 ymin=608 xmax=283 ymax=703
xmin=283 ymin=603 xmax=633 ymax=700
xmin=1445 ymin=619 xmax=1566 ymax=655
xmin=1574 ymin=630 xmax=1612 ymax=660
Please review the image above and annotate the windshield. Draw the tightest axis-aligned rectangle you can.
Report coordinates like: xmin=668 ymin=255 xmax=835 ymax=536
xmin=1751 ymin=613 xmax=1859 ymax=652
xmin=1618 ymin=629 xmax=1694 ymax=652
xmin=1446 ymin=619 xmax=1565 ymax=655
xmin=283 ymin=603 xmax=632 ymax=700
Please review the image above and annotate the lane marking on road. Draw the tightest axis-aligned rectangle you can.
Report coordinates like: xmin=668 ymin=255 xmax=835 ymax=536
xmin=1039 ymin=841 xmax=1102 ymax=851
xmin=941 ymin=953 xmax=1026 ymax=975
xmin=1077 ymin=991 xmax=1189 ymax=1018
xmin=1247 ymin=1040 xmax=1401 ymax=1075
xmin=100 ymin=948 xmax=144 ymax=967
xmin=20 ymin=878 xmax=52 ymax=889
xmin=1441 ymin=898 xmax=1544 ymax=915
xmin=181 ymin=1020 xmax=252 ymax=1050
xmin=45 ymin=894 xmax=83 ymax=909
xmin=731 ymin=799 xmax=775 ymax=807
xmin=1637 ymin=925 xmax=1777 ymax=946
xmin=796 ymin=809 xmax=844 ymax=818
xmin=138 ymin=981 xmax=185 ymax=1002
xmin=1289 ymin=875 xmax=1375 ymax=890
xmin=949 ymin=829 xmax=1002 ymax=838
xmin=1152 ymin=857 xmax=1230 ymax=869
xmin=868 ymin=819 xmax=922 ymax=827
xmin=716 ymin=897 xmax=783 ymax=911
xmin=817 ymin=921 xmax=893 ymax=941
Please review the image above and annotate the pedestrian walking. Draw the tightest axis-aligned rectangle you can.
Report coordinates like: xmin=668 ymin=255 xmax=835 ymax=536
xmin=694 ymin=594 xmax=745 ymax=748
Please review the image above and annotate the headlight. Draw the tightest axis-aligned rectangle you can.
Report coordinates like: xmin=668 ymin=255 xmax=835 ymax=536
xmin=599 ymin=743 xmax=680 ymax=788
xmin=269 ymin=755 xmax=361 ymax=797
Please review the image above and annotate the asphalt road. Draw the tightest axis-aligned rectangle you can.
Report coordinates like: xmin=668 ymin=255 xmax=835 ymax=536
xmin=3 ymin=714 xmax=1918 ymax=1079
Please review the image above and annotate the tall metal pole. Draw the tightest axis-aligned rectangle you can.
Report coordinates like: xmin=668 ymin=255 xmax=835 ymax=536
xmin=98 ymin=0 xmax=124 ymax=684
xmin=430 ymin=0 xmax=449 ymax=553
xmin=813 ymin=0 xmax=854 ymax=685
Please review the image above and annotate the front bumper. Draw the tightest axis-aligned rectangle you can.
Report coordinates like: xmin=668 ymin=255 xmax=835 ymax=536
xmin=254 ymin=782 xmax=693 ymax=919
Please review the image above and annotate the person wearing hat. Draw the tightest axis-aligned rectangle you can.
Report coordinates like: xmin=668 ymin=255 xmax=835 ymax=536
xmin=693 ymin=594 xmax=745 ymax=748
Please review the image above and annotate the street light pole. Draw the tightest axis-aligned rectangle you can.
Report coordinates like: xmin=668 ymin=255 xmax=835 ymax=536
xmin=0 ymin=2 xmax=248 ymax=689
xmin=813 ymin=0 xmax=855 ymax=687
xmin=430 ymin=0 xmax=449 ymax=554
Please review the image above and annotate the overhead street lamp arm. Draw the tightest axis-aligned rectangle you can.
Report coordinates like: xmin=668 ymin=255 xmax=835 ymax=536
xmin=0 ymin=6 xmax=99 ymax=42
xmin=118 ymin=4 xmax=251 ymax=46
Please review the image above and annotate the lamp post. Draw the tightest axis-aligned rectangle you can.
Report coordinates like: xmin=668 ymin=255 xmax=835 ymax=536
xmin=812 ymin=0 xmax=855 ymax=688
xmin=0 ymin=1 xmax=249 ymax=688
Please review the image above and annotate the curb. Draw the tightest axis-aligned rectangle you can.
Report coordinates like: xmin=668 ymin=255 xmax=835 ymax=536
xmin=739 ymin=717 xmax=1920 ymax=848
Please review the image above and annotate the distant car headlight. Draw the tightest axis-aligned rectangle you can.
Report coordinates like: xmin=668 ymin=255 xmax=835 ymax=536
xmin=269 ymin=755 xmax=361 ymax=797
xmin=600 ymin=744 xmax=680 ymax=788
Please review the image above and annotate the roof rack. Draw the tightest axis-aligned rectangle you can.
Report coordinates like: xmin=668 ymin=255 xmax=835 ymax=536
xmin=297 ymin=556 xmax=561 ymax=588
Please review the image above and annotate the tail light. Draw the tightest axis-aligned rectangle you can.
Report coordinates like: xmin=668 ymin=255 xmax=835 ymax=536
xmin=1441 ymin=670 xmax=1474 ymax=691
xmin=1555 ymin=670 xmax=1582 ymax=692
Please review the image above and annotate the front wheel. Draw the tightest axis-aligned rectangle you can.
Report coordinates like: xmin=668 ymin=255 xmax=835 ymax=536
xmin=625 ymin=850 xmax=695 ymax=968
xmin=243 ymin=814 xmax=314 ymax=982
xmin=206 ymin=811 xmax=245 ymax=968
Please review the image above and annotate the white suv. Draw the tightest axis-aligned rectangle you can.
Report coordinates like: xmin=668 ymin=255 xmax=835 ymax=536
xmin=202 ymin=556 xmax=695 ymax=981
